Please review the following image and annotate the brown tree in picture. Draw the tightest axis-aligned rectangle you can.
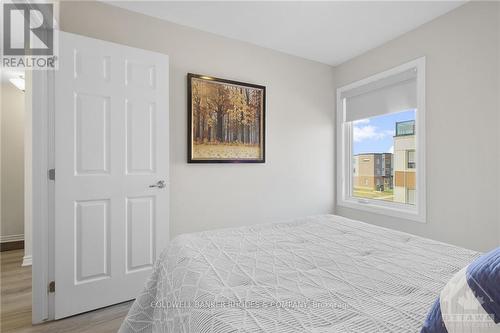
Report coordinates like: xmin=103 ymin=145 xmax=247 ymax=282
xmin=188 ymin=74 xmax=265 ymax=163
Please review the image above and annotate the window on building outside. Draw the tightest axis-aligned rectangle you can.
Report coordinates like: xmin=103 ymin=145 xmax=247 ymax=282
xmin=407 ymin=150 xmax=416 ymax=169
xmin=336 ymin=58 xmax=426 ymax=222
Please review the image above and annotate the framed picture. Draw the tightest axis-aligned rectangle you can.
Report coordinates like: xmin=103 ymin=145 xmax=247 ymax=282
xmin=187 ymin=73 xmax=266 ymax=163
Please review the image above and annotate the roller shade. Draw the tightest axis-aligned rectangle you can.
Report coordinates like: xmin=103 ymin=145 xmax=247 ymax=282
xmin=343 ymin=68 xmax=417 ymax=122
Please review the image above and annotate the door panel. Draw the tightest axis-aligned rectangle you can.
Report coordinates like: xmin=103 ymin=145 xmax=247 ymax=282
xmin=125 ymin=100 xmax=156 ymax=174
xmin=75 ymin=200 xmax=110 ymax=283
xmin=75 ymin=93 xmax=111 ymax=175
xmin=55 ymin=31 xmax=169 ymax=319
xmin=126 ymin=196 xmax=155 ymax=272
xmin=73 ymin=49 xmax=111 ymax=80
xmin=125 ymin=60 xmax=156 ymax=89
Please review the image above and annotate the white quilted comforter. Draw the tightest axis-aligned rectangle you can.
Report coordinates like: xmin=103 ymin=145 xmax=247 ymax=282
xmin=119 ymin=215 xmax=479 ymax=333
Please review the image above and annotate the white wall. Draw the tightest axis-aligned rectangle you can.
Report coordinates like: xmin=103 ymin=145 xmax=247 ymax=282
xmin=59 ymin=1 xmax=499 ymax=252
xmin=1 ymin=83 xmax=25 ymax=243
xmin=59 ymin=1 xmax=336 ymax=238
xmin=334 ymin=2 xmax=500 ymax=252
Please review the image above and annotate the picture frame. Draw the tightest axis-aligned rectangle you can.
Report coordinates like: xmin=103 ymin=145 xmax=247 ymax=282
xmin=187 ymin=73 xmax=266 ymax=163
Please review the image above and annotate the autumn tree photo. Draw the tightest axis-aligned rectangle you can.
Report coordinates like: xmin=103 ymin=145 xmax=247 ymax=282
xmin=189 ymin=75 xmax=265 ymax=162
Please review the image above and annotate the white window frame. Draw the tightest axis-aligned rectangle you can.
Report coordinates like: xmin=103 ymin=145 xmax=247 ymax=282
xmin=336 ymin=57 xmax=426 ymax=223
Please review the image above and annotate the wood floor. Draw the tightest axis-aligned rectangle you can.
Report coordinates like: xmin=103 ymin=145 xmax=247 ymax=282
xmin=1 ymin=250 xmax=132 ymax=333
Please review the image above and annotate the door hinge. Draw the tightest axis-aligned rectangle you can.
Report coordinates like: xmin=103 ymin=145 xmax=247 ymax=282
xmin=48 ymin=168 xmax=55 ymax=181
xmin=48 ymin=281 xmax=55 ymax=293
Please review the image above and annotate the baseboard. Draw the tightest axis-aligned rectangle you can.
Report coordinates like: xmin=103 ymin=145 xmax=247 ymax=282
xmin=22 ymin=255 xmax=32 ymax=267
xmin=0 ymin=234 xmax=24 ymax=243
xmin=0 ymin=234 xmax=25 ymax=252
xmin=0 ymin=241 xmax=25 ymax=252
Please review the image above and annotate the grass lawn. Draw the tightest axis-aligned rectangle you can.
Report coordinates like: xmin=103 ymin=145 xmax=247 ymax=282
xmin=353 ymin=187 xmax=394 ymax=202
xmin=193 ymin=143 xmax=261 ymax=159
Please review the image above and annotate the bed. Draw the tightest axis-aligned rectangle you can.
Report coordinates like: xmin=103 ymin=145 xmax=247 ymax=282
xmin=119 ymin=215 xmax=479 ymax=333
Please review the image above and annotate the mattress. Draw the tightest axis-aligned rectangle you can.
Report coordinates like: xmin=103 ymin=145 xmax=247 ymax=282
xmin=119 ymin=215 xmax=479 ymax=333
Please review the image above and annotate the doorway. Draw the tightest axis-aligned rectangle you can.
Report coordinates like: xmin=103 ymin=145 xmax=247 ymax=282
xmin=30 ymin=31 xmax=170 ymax=323
xmin=0 ymin=68 xmax=32 ymax=331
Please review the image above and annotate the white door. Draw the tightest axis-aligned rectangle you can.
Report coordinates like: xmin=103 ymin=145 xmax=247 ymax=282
xmin=54 ymin=32 xmax=169 ymax=319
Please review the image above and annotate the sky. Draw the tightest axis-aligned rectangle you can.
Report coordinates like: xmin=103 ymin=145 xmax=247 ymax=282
xmin=353 ymin=109 xmax=415 ymax=155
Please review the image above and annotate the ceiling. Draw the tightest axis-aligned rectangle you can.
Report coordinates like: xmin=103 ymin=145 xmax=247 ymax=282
xmin=106 ymin=1 xmax=465 ymax=66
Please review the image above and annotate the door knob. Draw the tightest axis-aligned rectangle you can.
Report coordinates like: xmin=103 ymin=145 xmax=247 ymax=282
xmin=149 ymin=180 xmax=166 ymax=189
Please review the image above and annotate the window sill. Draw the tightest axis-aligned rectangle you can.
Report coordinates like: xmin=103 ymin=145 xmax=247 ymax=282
xmin=337 ymin=197 xmax=426 ymax=223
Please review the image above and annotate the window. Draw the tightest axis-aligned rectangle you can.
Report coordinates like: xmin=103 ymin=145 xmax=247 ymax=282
xmin=407 ymin=189 xmax=416 ymax=205
xmin=407 ymin=150 xmax=416 ymax=169
xmin=336 ymin=58 xmax=426 ymax=222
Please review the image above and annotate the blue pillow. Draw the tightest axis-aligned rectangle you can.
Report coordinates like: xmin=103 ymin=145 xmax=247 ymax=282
xmin=421 ymin=247 xmax=499 ymax=333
